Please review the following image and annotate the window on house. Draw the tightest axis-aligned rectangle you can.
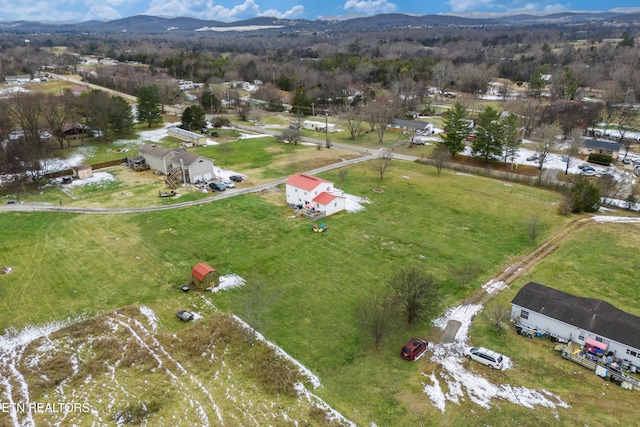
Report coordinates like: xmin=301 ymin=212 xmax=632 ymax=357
xmin=520 ymin=310 xmax=529 ymax=320
xmin=627 ymin=349 xmax=638 ymax=357
xmin=578 ymin=334 xmax=585 ymax=341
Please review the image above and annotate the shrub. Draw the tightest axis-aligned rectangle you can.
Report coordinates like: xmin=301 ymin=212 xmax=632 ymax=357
xmin=213 ymin=117 xmax=231 ymax=127
xmin=587 ymin=153 xmax=612 ymax=166
xmin=566 ymin=176 xmax=601 ymax=213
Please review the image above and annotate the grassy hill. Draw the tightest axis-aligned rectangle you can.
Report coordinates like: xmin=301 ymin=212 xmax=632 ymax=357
xmin=2 ymin=156 xmax=640 ymax=425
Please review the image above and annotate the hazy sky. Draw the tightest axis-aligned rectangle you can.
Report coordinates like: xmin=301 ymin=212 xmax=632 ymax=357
xmin=1 ymin=0 xmax=639 ymax=23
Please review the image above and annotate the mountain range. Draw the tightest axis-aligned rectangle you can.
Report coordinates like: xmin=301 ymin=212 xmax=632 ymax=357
xmin=0 ymin=11 xmax=638 ymax=35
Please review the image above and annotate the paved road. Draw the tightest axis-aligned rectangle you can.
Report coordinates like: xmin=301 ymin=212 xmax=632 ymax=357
xmin=0 ymin=153 xmax=376 ymax=215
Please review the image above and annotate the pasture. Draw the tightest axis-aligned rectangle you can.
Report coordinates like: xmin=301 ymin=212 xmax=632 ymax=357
xmin=2 ymin=154 xmax=640 ymax=425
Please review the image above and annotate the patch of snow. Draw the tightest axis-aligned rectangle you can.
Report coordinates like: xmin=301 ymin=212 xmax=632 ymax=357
xmin=424 ymin=304 xmax=569 ymax=414
xmin=422 ymin=372 xmax=446 ymax=412
xmin=482 ymin=279 xmax=508 ymax=294
xmin=64 ymin=171 xmax=117 ymax=188
xmin=210 ymin=274 xmax=246 ymax=293
xmin=238 ymin=132 xmax=273 ymax=140
xmin=139 ymin=306 xmax=158 ymax=332
xmin=591 ymin=215 xmax=640 ymax=223
xmin=342 ymin=192 xmax=370 ymax=213
xmin=0 ymin=319 xmax=76 ymax=426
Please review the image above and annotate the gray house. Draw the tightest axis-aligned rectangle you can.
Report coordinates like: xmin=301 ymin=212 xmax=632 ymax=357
xmin=138 ymin=144 xmax=214 ymax=184
xmin=511 ymin=282 xmax=640 ymax=363
xmin=388 ymin=118 xmax=434 ymax=134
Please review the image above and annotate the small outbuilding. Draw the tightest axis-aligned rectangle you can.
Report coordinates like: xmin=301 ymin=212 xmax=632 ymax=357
xmin=72 ymin=164 xmax=93 ymax=179
xmin=191 ymin=263 xmax=220 ymax=290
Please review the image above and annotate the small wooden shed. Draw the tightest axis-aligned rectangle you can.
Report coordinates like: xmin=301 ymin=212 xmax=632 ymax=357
xmin=72 ymin=164 xmax=93 ymax=179
xmin=191 ymin=263 xmax=220 ymax=290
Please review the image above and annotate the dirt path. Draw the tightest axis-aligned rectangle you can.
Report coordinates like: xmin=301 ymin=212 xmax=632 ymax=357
xmin=440 ymin=217 xmax=592 ymax=343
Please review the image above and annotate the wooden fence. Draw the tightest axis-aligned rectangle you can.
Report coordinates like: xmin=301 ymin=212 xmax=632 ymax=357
xmin=44 ymin=158 xmax=127 ymax=179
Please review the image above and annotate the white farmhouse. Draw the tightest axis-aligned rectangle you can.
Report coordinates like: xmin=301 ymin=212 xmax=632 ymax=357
xmin=285 ymin=173 xmax=345 ymax=217
xmin=511 ymin=282 xmax=640 ymax=364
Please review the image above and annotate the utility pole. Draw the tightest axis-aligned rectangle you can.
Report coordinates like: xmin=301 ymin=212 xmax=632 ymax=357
xmin=325 ymin=112 xmax=330 ymax=149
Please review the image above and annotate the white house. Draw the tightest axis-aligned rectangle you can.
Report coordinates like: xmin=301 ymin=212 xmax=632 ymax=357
xmin=511 ymin=282 xmax=640 ymax=364
xmin=138 ymin=144 xmax=214 ymax=184
xmin=285 ymin=173 xmax=345 ymax=216
xmin=302 ymin=120 xmax=338 ymax=133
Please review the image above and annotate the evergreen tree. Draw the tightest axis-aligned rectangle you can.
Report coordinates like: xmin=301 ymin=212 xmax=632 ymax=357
xmin=137 ymin=85 xmax=163 ymax=128
xmin=108 ymin=96 xmax=134 ymax=136
xmin=502 ymin=113 xmax=522 ymax=168
xmin=440 ymin=102 xmax=471 ymax=156
xmin=471 ymin=106 xmax=504 ymax=162
xmin=181 ymin=105 xmax=207 ymax=131
xmin=201 ymin=89 xmax=221 ymax=114
xmin=527 ymin=65 xmax=549 ymax=99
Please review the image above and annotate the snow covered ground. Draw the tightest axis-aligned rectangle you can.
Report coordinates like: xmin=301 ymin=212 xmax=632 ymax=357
xmin=424 ymin=302 xmax=569 ymax=416
xmin=0 ymin=276 xmax=356 ymax=426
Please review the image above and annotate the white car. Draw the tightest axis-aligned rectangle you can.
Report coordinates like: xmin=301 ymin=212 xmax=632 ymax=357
xmin=221 ymin=180 xmax=235 ymax=188
xmin=464 ymin=346 xmax=504 ymax=370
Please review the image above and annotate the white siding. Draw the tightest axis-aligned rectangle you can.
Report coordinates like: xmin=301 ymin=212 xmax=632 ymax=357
xmin=511 ymin=303 xmax=640 ymax=361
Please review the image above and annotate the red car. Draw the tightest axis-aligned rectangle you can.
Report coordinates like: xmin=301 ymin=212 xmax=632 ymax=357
xmin=401 ymin=338 xmax=429 ymax=361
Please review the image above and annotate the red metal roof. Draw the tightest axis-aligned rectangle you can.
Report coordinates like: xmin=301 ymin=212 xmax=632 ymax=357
xmin=192 ymin=263 xmax=217 ymax=282
xmin=313 ymin=192 xmax=339 ymax=205
xmin=285 ymin=173 xmax=332 ymax=191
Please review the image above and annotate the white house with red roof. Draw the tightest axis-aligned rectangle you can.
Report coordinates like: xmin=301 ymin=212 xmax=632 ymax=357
xmin=285 ymin=173 xmax=345 ymax=217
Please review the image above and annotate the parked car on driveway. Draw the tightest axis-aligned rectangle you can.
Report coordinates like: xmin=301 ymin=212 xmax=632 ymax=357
xmin=229 ymin=175 xmax=243 ymax=183
xmin=401 ymin=338 xmax=429 ymax=361
xmin=526 ymin=155 xmax=539 ymax=161
xmin=220 ymin=180 xmax=235 ymax=188
xmin=464 ymin=346 xmax=504 ymax=369
xmin=208 ymin=182 xmax=226 ymax=192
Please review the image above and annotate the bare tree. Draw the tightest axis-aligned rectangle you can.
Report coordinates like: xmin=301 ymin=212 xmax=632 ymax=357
xmin=431 ymin=61 xmax=457 ymax=100
xmin=488 ymin=304 xmax=509 ymax=336
xmin=504 ymin=98 xmax=542 ymax=138
xmin=40 ymin=92 xmax=74 ymax=149
xmin=336 ymin=103 xmax=365 ymax=140
xmin=357 ymin=292 xmax=395 ymax=349
xmin=280 ymin=127 xmax=301 ymax=145
xmin=563 ymin=128 xmax=583 ymax=175
xmin=389 ymin=267 xmax=440 ymax=328
xmin=338 ymin=168 xmax=349 ymax=183
xmin=367 ymin=95 xmax=400 ymax=143
xmin=372 ymin=149 xmax=393 ymax=180
xmin=597 ymin=173 xmax=625 ymax=206
xmin=432 ymin=144 xmax=451 ymax=175
xmin=526 ymin=214 xmax=541 ymax=242
xmin=532 ymin=123 xmax=560 ymax=185
xmin=11 ymin=92 xmax=45 ymax=148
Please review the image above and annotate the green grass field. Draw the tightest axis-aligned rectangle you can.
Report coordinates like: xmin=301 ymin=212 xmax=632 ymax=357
xmin=2 ymin=156 xmax=640 ymax=425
